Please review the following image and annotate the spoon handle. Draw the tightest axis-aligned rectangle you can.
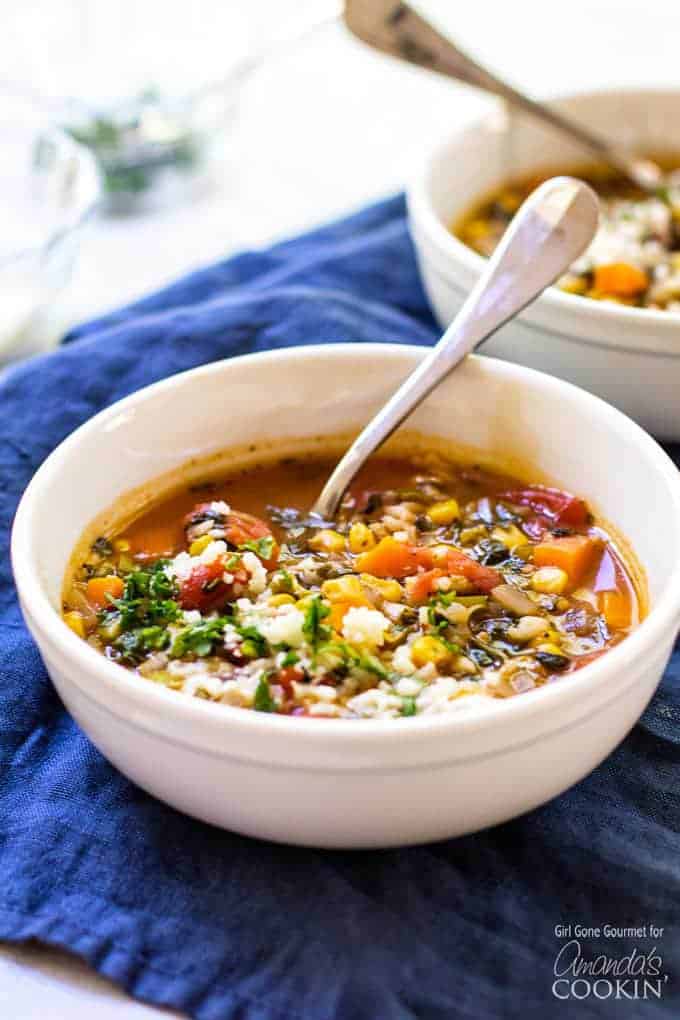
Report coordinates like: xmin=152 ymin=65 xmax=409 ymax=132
xmin=312 ymin=176 xmax=599 ymax=519
xmin=344 ymin=0 xmax=661 ymax=191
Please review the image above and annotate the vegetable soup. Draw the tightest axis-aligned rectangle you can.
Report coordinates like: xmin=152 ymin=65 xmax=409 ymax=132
xmin=456 ymin=162 xmax=680 ymax=309
xmin=62 ymin=448 xmax=641 ymax=720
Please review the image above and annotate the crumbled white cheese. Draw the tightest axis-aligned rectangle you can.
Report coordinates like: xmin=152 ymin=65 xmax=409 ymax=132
xmin=346 ymin=687 xmax=403 ymax=718
xmin=342 ymin=606 xmax=389 ymax=647
xmin=167 ymin=551 xmax=193 ymax=582
xmin=416 ymin=677 xmax=493 ymax=714
xmin=394 ymin=676 xmax=421 ymax=697
xmin=308 ymin=702 xmax=341 ymax=717
xmin=391 ymin=643 xmax=417 ymax=675
xmin=241 ymin=551 xmax=267 ymax=595
xmin=210 ymin=500 xmax=230 ymax=516
xmin=199 ymin=539 xmax=227 ymax=565
xmin=308 ymin=684 xmax=337 ymax=703
xmin=260 ymin=607 xmax=305 ymax=647
xmin=182 ymin=610 xmax=202 ymax=625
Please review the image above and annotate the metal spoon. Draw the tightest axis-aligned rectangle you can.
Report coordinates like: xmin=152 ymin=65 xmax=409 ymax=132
xmin=312 ymin=176 xmax=598 ymax=518
xmin=344 ymin=0 xmax=663 ymax=193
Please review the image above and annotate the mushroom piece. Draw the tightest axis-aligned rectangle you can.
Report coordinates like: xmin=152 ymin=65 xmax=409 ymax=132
xmin=490 ymin=583 xmax=537 ymax=617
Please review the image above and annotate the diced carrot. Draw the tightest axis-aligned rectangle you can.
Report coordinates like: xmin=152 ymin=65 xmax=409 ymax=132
xmin=593 ymin=263 xmax=648 ymax=298
xmin=355 ymin=537 xmax=433 ymax=578
xmin=598 ymin=590 xmax=632 ymax=630
xmin=533 ymin=534 xmax=602 ymax=584
xmin=86 ymin=575 xmax=125 ymax=608
xmin=329 ymin=596 xmax=372 ymax=631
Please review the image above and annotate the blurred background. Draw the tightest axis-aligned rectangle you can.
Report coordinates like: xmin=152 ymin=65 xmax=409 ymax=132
xmin=0 ymin=0 xmax=678 ymax=362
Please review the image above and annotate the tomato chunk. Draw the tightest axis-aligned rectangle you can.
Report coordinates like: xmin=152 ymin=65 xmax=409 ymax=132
xmin=500 ymin=486 xmax=589 ymax=527
xmin=407 ymin=568 xmax=447 ymax=604
xmin=440 ymin=548 xmax=502 ymax=593
xmin=183 ymin=503 xmax=279 ymax=569
xmin=275 ymin=666 xmax=305 ymax=698
xmin=179 ymin=559 xmax=248 ymax=612
xmin=356 ymin=537 xmax=501 ymax=593
xmin=225 ymin=511 xmax=279 ymax=569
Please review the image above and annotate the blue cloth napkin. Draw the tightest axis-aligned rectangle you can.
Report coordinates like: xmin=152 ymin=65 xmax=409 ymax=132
xmin=2 ymin=195 xmax=679 ymax=1019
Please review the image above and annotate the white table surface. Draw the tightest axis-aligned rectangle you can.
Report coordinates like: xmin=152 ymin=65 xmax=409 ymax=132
xmin=3 ymin=1 xmax=679 ymax=1015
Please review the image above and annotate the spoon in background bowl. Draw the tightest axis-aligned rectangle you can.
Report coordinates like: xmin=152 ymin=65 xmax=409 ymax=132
xmin=312 ymin=176 xmax=599 ymax=518
xmin=344 ymin=0 xmax=664 ymax=194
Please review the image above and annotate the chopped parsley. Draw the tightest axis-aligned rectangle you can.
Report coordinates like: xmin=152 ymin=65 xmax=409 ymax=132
xmin=114 ymin=625 xmax=170 ymax=663
xmin=239 ymin=535 xmax=275 ymax=561
xmin=402 ymin=697 xmax=417 ymax=717
xmin=234 ymin=624 xmax=268 ymax=658
xmin=171 ymin=617 xmax=228 ymax=658
xmin=302 ymin=596 xmax=331 ymax=650
xmin=254 ymin=672 xmax=276 ymax=712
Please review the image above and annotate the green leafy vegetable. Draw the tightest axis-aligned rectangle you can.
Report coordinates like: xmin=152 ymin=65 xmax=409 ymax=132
xmin=114 ymin=626 xmax=170 ymax=663
xmin=280 ymin=650 xmax=299 ymax=667
xmin=239 ymin=536 xmax=275 ymax=561
xmin=103 ymin=561 xmax=180 ymax=631
xmin=254 ymin=673 xmax=276 ymax=713
xmin=234 ymin=624 xmax=268 ymax=658
xmin=171 ymin=617 xmax=228 ymax=658
xmin=402 ymin=697 xmax=417 ymax=717
xmin=302 ymin=596 xmax=331 ymax=650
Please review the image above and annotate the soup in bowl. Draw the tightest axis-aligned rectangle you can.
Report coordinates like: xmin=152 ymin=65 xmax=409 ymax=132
xmin=62 ymin=448 xmax=640 ymax=720
xmin=11 ymin=345 xmax=680 ymax=846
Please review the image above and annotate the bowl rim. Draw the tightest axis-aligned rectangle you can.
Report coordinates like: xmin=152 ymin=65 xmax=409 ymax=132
xmin=11 ymin=343 xmax=680 ymax=752
xmin=406 ymin=85 xmax=680 ymax=342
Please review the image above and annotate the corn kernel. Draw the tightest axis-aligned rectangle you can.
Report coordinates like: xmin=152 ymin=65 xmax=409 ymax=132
xmin=491 ymin=524 xmax=527 ymax=550
xmin=190 ymin=534 xmax=214 ymax=556
xmin=559 ymin=274 xmax=588 ymax=296
xmin=528 ymin=627 xmax=561 ymax=649
xmin=410 ymin=635 xmax=452 ymax=669
xmin=321 ymin=576 xmax=364 ymax=602
xmin=268 ymin=594 xmax=296 ymax=607
xmin=64 ymin=610 xmax=85 ymax=639
xmin=348 ymin=522 xmax=376 ymax=553
xmin=309 ymin=529 xmax=346 ymax=554
xmin=535 ymin=642 xmax=563 ymax=656
xmin=530 ymin=566 xmax=569 ymax=594
xmin=427 ymin=499 xmax=460 ymax=526
xmin=359 ymin=574 xmax=403 ymax=602
xmin=113 ymin=538 xmax=131 ymax=552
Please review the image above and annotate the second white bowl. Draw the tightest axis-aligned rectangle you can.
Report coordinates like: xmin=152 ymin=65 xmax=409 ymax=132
xmin=407 ymin=88 xmax=680 ymax=438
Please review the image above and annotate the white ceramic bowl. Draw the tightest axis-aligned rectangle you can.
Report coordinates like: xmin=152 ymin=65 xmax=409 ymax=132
xmin=11 ymin=345 xmax=680 ymax=848
xmin=407 ymin=88 xmax=680 ymax=439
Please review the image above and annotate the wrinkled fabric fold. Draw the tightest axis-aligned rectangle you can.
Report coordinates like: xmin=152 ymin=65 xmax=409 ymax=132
xmin=1 ymin=195 xmax=679 ymax=1019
